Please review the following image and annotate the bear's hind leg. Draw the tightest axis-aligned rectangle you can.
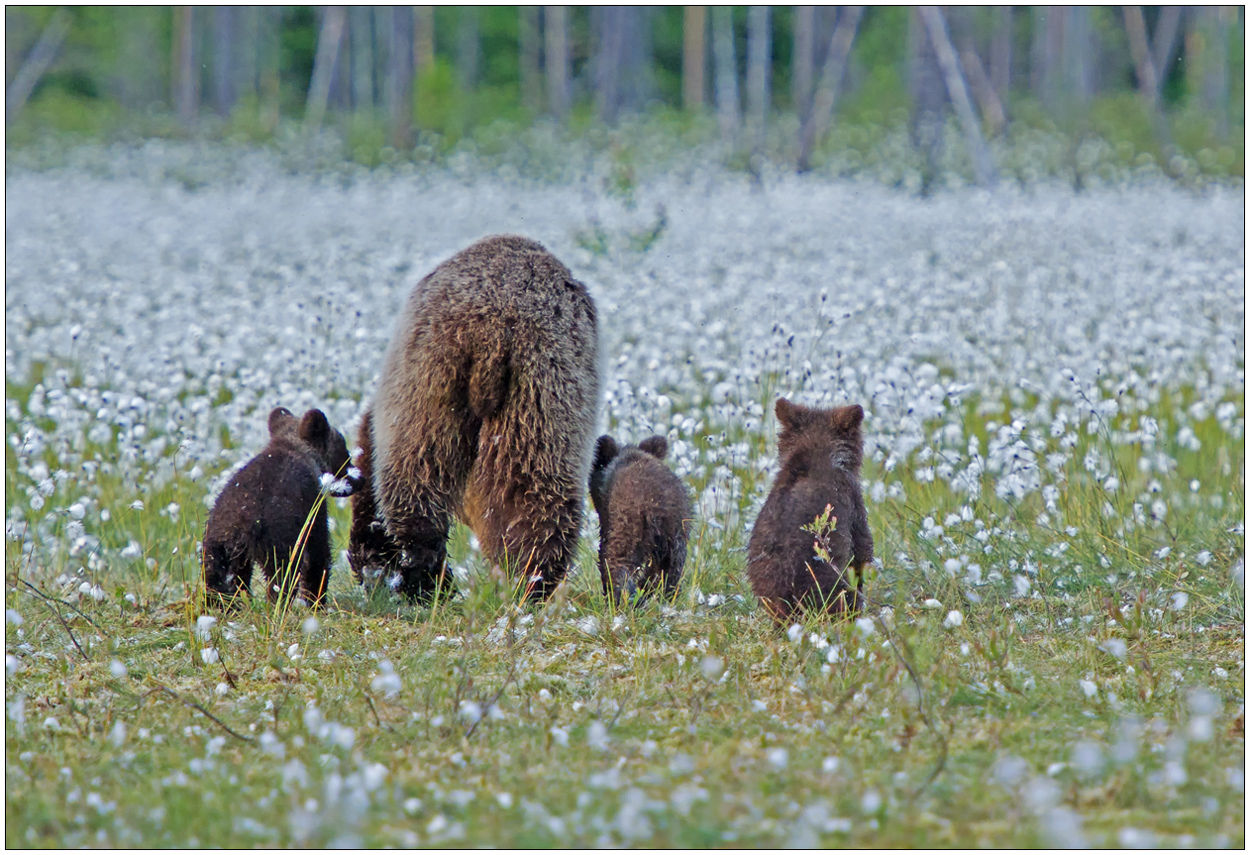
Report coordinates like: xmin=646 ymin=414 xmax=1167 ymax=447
xmin=202 ymin=538 xmax=251 ymax=606
xmin=348 ymin=410 xmax=404 ymax=587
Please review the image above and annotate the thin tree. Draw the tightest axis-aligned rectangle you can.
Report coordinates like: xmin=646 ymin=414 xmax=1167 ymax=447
xmin=1190 ymin=6 xmax=1230 ymax=137
xmin=305 ymin=6 xmax=346 ymax=132
xmin=796 ymin=6 xmax=863 ymax=173
xmin=682 ymin=6 xmax=707 ymax=111
xmin=746 ymin=6 xmax=771 ymax=157
xmin=458 ymin=7 xmax=480 ymax=92
xmin=792 ymin=6 xmax=815 ymax=116
xmin=259 ymin=6 xmax=282 ymax=131
xmin=211 ymin=7 xmax=237 ymax=116
xmin=349 ymin=6 xmax=375 ymax=111
xmin=520 ymin=6 xmax=543 ymax=111
xmin=910 ymin=6 xmax=946 ymax=192
xmin=171 ymin=6 xmax=199 ymax=125
xmin=386 ymin=5 xmax=413 ymax=147
xmin=918 ymin=6 xmax=997 ymax=188
xmin=712 ymin=6 xmax=739 ymax=141
xmin=545 ymin=6 xmax=570 ymax=118
xmin=414 ymin=7 xmax=435 ymax=74
xmin=6 ymin=8 xmax=71 ymax=123
xmin=989 ymin=6 xmax=1011 ymax=105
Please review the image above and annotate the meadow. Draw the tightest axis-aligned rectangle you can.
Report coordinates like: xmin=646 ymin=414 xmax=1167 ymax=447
xmin=5 ymin=139 xmax=1245 ymax=847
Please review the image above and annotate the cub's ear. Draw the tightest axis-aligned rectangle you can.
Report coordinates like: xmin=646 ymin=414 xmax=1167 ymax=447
xmin=592 ymin=435 xmax=619 ymax=471
xmin=775 ymin=398 xmax=798 ymax=430
xmin=638 ymin=435 xmax=668 ymax=460
xmin=833 ymin=404 xmax=865 ymax=431
xmin=298 ymin=409 xmax=331 ymax=446
xmin=268 ymin=407 xmax=295 ymax=435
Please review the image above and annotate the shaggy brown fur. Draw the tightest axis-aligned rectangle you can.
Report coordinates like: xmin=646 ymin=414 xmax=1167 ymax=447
xmin=202 ymin=407 xmax=354 ymax=607
xmin=589 ymin=434 xmax=692 ymax=604
xmin=746 ymin=399 xmax=873 ymax=625
xmin=349 ymin=235 xmax=600 ymax=601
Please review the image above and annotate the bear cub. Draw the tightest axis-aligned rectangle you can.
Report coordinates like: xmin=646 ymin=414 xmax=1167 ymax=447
xmin=589 ymin=434 xmax=692 ymax=604
xmin=746 ymin=399 xmax=873 ymax=625
xmin=203 ymin=407 xmax=357 ymax=607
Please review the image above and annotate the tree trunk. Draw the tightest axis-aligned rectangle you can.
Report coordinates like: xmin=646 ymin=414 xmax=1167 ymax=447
xmin=712 ymin=6 xmax=739 ymax=141
xmin=386 ymin=5 xmax=413 ymax=146
xmin=960 ymin=46 xmax=1006 ymax=135
xmin=520 ymin=6 xmax=543 ymax=111
xmin=1060 ymin=6 xmax=1092 ymax=109
xmin=457 ymin=7 xmax=479 ymax=92
xmin=797 ymin=5 xmax=862 ymax=172
xmin=235 ymin=7 xmax=258 ymax=108
xmin=212 ymin=6 xmax=237 ymax=115
xmin=414 ymin=6 xmax=435 ymax=74
xmin=259 ymin=6 xmax=281 ymax=131
xmin=989 ymin=6 xmax=1011 ymax=105
xmin=682 ymin=6 xmax=706 ymax=111
xmin=6 ymin=8 xmax=71 ymax=123
xmin=910 ymin=7 xmax=945 ymax=193
xmin=306 ymin=5 xmax=347 ymax=132
xmin=919 ymin=6 xmax=997 ymax=188
xmin=792 ymin=5 xmax=815 ymax=116
xmin=596 ymin=7 xmax=624 ymax=121
xmin=1122 ymin=6 xmax=1159 ymax=109
xmin=1192 ymin=6 xmax=1230 ymax=136
xmin=172 ymin=6 xmax=198 ymax=125
xmin=1151 ymin=6 xmax=1184 ymax=90
xmin=545 ymin=6 xmax=570 ymax=118
xmin=350 ymin=6 xmax=375 ymax=110
xmin=746 ymin=6 xmax=771 ymax=156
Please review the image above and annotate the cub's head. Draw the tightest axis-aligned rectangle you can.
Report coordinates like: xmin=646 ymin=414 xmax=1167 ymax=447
xmin=774 ymin=398 xmax=864 ymax=471
xmin=589 ymin=434 xmax=669 ymax=513
xmin=269 ymin=407 xmax=356 ymax=494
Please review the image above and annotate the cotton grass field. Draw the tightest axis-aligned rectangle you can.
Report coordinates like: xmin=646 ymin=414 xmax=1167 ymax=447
xmin=5 ymin=141 xmax=1245 ymax=847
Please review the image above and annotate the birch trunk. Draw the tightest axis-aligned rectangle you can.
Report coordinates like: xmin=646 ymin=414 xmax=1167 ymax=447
xmin=305 ymin=6 xmax=346 ymax=132
xmin=545 ymin=6 xmax=570 ymax=117
xmin=797 ymin=6 xmax=862 ymax=172
xmin=683 ymin=6 xmax=707 ymax=111
xmin=919 ymin=6 xmax=997 ymax=188
xmin=520 ymin=6 xmax=543 ymax=111
xmin=712 ymin=6 xmax=739 ymax=141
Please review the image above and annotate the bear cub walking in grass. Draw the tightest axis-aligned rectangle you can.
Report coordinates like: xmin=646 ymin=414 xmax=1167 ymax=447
xmin=747 ymin=399 xmax=873 ymax=625
xmin=203 ymin=407 xmax=356 ymax=607
xmin=589 ymin=435 xmax=692 ymax=604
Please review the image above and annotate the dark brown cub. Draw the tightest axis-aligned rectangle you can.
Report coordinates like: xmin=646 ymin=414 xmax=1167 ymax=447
xmin=202 ymin=407 xmax=356 ymax=607
xmin=589 ymin=434 xmax=692 ymax=605
xmin=746 ymin=399 xmax=873 ymax=626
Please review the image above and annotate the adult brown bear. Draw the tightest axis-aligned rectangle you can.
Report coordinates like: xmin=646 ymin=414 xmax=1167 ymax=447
xmin=349 ymin=235 xmax=600 ymax=601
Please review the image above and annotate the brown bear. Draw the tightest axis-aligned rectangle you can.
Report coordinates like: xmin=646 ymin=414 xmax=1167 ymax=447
xmin=349 ymin=235 xmax=600 ymax=601
xmin=202 ymin=407 xmax=356 ymax=607
xmin=746 ymin=399 xmax=873 ymax=626
xmin=589 ymin=434 xmax=692 ymax=604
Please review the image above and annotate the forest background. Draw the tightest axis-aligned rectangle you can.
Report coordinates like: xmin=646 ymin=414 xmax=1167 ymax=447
xmin=4 ymin=6 xmax=1245 ymax=182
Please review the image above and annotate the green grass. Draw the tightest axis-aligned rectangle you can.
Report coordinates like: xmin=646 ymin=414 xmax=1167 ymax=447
xmin=5 ymin=384 xmax=1244 ymax=847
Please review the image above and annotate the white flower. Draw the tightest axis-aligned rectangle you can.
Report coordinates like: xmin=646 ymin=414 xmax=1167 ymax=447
xmin=301 ymin=616 xmax=320 ymax=636
xmin=943 ymin=610 xmax=964 ymax=629
xmin=586 ymin=720 xmax=610 ymax=751
xmin=458 ymin=701 xmax=482 ymax=724
xmin=922 ymin=598 xmax=943 ymax=610
xmin=767 ymin=748 xmax=788 ymax=770
xmin=1078 ymin=679 xmax=1098 ymax=699
xmin=200 ymin=648 xmax=219 ymax=665
xmin=699 ymin=655 xmax=725 ymax=680
xmin=109 ymin=659 xmax=129 ymax=678
xmin=194 ymin=615 xmax=217 ymax=640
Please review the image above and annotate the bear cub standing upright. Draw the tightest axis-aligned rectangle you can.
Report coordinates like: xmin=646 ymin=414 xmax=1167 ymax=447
xmin=746 ymin=399 xmax=872 ymax=625
xmin=203 ymin=407 xmax=356 ymax=607
xmin=589 ymin=434 xmax=692 ymax=604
